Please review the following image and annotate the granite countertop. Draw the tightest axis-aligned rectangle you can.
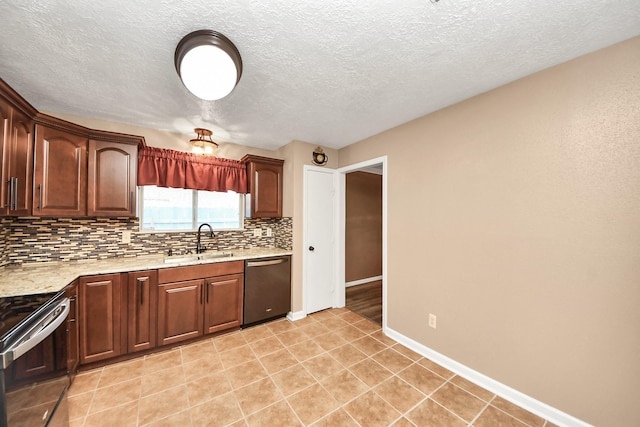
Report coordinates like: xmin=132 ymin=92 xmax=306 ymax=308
xmin=0 ymin=248 xmax=293 ymax=298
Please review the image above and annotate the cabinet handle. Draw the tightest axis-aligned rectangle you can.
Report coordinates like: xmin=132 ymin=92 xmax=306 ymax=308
xmin=206 ymin=281 xmax=209 ymax=303
xmin=9 ymin=177 xmax=15 ymax=211
xmin=200 ymin=283 xmax=204 ymax=305
xmin=5 ymin=179 xmax=10 ymax=209
xmin=37 ymin=184 xmax=42 ymax=211
xmin=70 ymin=296 xmax=77 ymax=320
xmin=130 ymin=191 xmax=134 ymax=214
xmin=136 ymin=277 xmax=148 ymax=305
xmin=12 ymin=177 xmax=18 ymax=211
xmin=6 ymin=178 xmax=12 ymax=210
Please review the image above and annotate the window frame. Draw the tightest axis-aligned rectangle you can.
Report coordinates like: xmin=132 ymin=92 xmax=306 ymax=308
xmin=138 ymin=186 xmax=245 ymax=233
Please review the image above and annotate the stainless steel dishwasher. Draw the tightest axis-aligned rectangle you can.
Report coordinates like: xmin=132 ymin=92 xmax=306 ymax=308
xmin=243 ymin=256 xmax=291 ymax=326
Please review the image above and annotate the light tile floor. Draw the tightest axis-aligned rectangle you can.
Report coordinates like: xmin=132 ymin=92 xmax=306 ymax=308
xmin=68 ymin=308 xmax=559 ymax=427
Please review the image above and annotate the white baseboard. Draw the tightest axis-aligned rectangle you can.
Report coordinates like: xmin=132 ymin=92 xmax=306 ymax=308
xmin=345 ymin=275 xmax=383 ymax=288
xmin=384 ymin=327 xmax=592 ymax=427
xmin=286 ymin=310 xmax=306 ymax=322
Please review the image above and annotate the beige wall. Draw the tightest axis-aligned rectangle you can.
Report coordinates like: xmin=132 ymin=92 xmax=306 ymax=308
xmin=346 ymin=171 xmax=382 ymax=282
xmin=338 ymin=36 xmax=640 ymax=426
xmin=276 ymin=141 xmax=339 ymax=312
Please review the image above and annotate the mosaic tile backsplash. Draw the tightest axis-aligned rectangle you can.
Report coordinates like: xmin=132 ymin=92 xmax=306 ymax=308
xmin=1 ymin=216 xmax=292 ymax=266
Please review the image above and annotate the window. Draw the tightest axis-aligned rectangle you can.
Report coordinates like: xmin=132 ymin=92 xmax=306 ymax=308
xmin=139 ymin=186 xmax=244 ymax=231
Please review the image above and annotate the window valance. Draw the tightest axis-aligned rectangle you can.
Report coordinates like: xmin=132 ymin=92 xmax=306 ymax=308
xmin=137 ymin=146 xmax=247 ymax=194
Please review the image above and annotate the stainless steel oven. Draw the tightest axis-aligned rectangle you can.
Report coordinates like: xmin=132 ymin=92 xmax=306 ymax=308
xmin=0 ymin=291 xmax=70 ymax=427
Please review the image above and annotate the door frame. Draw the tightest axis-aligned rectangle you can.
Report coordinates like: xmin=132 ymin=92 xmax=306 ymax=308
xmin=302 ymin=165 xmax=339 ymax=315
xmin=337 ymin=156 xmax=388 ymax=330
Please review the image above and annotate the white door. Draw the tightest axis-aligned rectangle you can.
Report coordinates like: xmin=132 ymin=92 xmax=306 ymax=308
xmin=304 ymin=166 xmax=336 ymax=314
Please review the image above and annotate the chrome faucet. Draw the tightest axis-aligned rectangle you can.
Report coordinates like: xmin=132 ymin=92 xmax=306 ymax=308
xmin=196 ymin=223 xmax=215 ymax=254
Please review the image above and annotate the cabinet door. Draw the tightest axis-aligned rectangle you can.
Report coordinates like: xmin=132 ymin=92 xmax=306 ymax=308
xmin=33 ymin=124 xmax=87 ymax=217
xmin=6 ymin=109 xmax=33 ymax=216
xmin=78 ymin=274 xmax=122 ymax=364
xmin=88 ymin=140 xmax=137 ymax=217
xmin=0 ymin=103 xmax=33 ymax=216
xmin=245 ymin=156 xmax=283 ymax=218
xmin=0 ymin=100 xmax=10 ymax=214
xmin=8 ymin=335 xmax=55 ymax=385
xmin=157 ymin=279 xmax=203 ymax=346
xmin=204 ymin=273 xmax=244 ymax=335
xmin=127 ymin=270 xmax=158 ymax=353
xmin=66 ymin=281 xmax=79 ymax=381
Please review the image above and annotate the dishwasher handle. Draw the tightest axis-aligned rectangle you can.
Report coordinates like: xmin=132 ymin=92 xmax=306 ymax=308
xmin=246 ymin=259 xmax=286 ymax=267
xmin=0 ymin=298 xmax=70 ymax=369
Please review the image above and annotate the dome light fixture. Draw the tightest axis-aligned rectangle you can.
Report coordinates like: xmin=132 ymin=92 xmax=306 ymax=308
xmin=190 ymin=128 xmax=219 ymax=155
xmin=175 ymin=30 xmax=243 ymax=101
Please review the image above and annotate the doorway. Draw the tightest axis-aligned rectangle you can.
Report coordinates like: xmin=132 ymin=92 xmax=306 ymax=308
xmin=344 ymin=169 xmax=383 ymax=324
xmin=337 ymin=156 xmax=387 ymax=329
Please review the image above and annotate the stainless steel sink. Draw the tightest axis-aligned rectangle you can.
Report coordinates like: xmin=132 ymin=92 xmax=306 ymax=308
xmin=163 ymin=252 xmax=234 ymax=264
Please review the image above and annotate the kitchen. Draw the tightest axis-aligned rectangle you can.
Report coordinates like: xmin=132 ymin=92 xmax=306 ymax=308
xmin=1 ymin=2 xmax=639 ymax=426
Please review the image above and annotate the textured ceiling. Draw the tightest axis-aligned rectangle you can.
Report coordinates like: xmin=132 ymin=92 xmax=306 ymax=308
xmin=0 ymin=1 xmax=639 ymax=151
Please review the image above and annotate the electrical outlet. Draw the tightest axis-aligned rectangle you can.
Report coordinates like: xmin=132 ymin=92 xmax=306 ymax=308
xmin=253 ymin=228 xmax=263 ymax=237
xmin=428 ymin=313 xmax=437 ymax=329
xmin=266 ymin=228 xmax=272 ymax=237
xmin=122 ymin=230 xmax=131 ymax=244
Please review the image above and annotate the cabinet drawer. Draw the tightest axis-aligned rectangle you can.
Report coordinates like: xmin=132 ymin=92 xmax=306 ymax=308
xmin=158 ymin=261 xmax=244 ymax=284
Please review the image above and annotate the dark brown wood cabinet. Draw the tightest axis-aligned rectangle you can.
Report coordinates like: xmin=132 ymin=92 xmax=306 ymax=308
xmin=0 ymin=98 xmax=34 ymax=216
xmin=33 ymin=124 xmax=87 ymax=217
xmin=8 ymin=335 xmax=55 ymax=385
xmin=242 ymin=155 xmax=284 ymax=218
xmin=88 ymin=139 xmax=137 ymax=217
xmin=127 ymin=270 xmax=158 ymax=353
xmin=66 ymin=281 xmax=79 ymax=381
xmin=1 ymin=79 xmax=145 ymax=219
xmin=204 ymin=273 xmax=244 ymax=334
xmin=157 ymin=279 xmax=204 ymax=346
xmin=157 ymin=261 xmax=244 ymax=346
xmin=78 ymin=273 xmax=124 ymax=365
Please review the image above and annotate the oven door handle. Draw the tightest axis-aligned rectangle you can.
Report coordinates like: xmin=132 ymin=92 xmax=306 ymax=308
xmin=0 ymin=298 xmax=70 ymax=369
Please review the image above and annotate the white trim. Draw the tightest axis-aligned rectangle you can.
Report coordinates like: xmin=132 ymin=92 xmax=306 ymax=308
xmin=337 ymin=156 xmax=388 ymax=331
xmin=345 ymin=275 xmax=383 ymax=288
xmin=286 ymin=311 xmax=306 ymax=322
xmin=385 ymin=327 xmax=593 ymax=427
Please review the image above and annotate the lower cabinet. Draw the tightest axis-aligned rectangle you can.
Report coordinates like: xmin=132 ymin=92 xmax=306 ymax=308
xmin=157 ymin=261 xmax=244 ymax=346
xmin=204 ymin=274 xmax=244 ymax=334
xmin=78 ymin=273 xmax=124 ymax=365
xmin=66 ymin=281 xmax=79 ymax=381
xmin=8 ymin=334 xmax=55 ymax=385
xmin=157 ymin=279 xmax=204 ymax=346
xmin=127 ymin=270 xmax=158 ymax=353
xmin=76 ymin=261 xmax=246 ymax=366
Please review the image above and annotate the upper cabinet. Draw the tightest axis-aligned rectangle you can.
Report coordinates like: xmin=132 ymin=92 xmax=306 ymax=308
xmin=242 ymin=155 xmax=284 ymax=218
xmin=1 ymin=87 xmax=35 ymax=216
xmin=0 ymin=78 xmax=145 ymax=218
xmin=88 ymin=139 xmax=137 ymax=217
xmin=33 ymin=124 xmax=88 ymax=217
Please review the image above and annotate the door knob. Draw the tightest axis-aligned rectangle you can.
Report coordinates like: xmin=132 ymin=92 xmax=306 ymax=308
xmin=308 ymin=246 xmax=315 ymax=251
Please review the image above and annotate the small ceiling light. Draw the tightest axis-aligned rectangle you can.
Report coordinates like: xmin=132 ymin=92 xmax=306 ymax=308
xmin=190 ymin=128 xmax=219 ymax=154
xmin=175 ymin=30 xmax=243 ymax=101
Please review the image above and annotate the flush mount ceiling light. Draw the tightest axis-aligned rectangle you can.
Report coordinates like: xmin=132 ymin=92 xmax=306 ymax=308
xmin=190 ymin=127 xmax=219 ymax=154
xmin=175 ymin=30 xmax=243 ymax=101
